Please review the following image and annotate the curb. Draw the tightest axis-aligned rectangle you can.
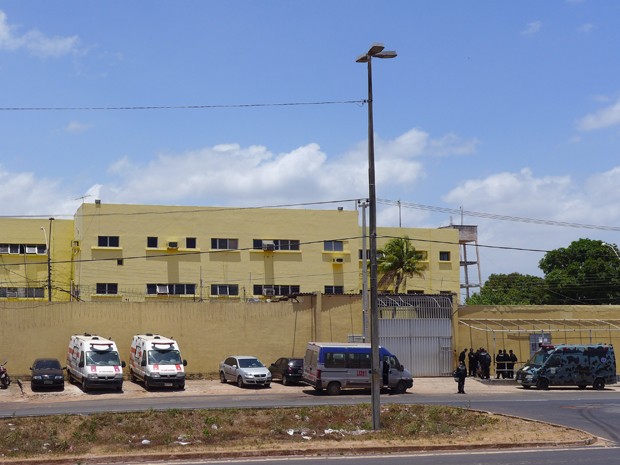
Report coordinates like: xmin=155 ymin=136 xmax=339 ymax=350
xmin=0 ymin=437 xmax=600 ymax=465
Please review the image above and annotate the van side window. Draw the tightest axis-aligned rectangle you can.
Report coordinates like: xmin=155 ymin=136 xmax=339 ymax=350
xmin=325 ymin=352 xmax=346 ymax=368
xmin=348 ymin=352 xmax=371 ymax=369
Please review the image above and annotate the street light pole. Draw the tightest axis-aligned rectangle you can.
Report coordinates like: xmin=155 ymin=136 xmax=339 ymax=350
xmin=358 ymin=199 xmax=369 ymax=341
xmin=41 ymin=217 xmax=54 ymax=302
xmin=356 ymin=43 xmax=397 ymax=431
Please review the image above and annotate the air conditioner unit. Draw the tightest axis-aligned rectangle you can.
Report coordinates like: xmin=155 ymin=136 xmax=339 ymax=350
xmin=263 ymin=288 xmax=275 ymax=296
xmin=167 ymin=241 xmax=178 ymax=249
xmin=333 ymin=257 xmax=344 ymax=263
xmin=262 ymin=241 xmax=275 ymax=251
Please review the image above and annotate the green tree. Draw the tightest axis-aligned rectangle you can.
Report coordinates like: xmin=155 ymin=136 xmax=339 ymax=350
xmin=466 ymin=273 xmax=547 ymax=305
xmin=376 ymin=236 xmax=425 ymax=293
xmin=539 ymin=238 xmax=620 ymax=304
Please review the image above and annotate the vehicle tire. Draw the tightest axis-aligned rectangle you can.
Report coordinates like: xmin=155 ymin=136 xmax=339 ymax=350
xmin=282 ymin=375 xmax=289 ymax=386
xmin=237 ymin=376 xmax=245 ymax=388
xmin=593 ymin=378 xmax=605 ymax=390
xmin=81 ymin=378 xmax=89 ymax=392
xmin=265 ymin=383 xmax=271 ymax=388
xmin=578 ymin=384 xmax=587 ymax=390
xmin=129 ymin=369 xmax=137 ymax=383
xmin=219 ymin=372 xmax=227 ymax=384
xmin=326 ymin=381 xmax=341 ymax=396
xmin=179 ymin=383 xmax=185 ymax=390
xmin=536 ymin=378 xmax=549 ymax=390
xmin=392 ymin=380 xmax=408 ymax=394
xmin=522 ymin=385 xmax=531 ymax=389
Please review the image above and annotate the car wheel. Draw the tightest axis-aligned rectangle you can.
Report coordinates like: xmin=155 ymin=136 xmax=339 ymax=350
xmin=522 ymin=385 xmax=531 ymax=389
xmin=326 ymin=381 xmax=341 ymax=396
xmin=593 ymin=378 xmax=605 ymax=390
xmin=578 ymin=384 xmax=587 ymax=390
xmin=282 ymin=375 xmax=289 ymax=386
xmin=179 ymin=383 xmax=185 ymax=390
xmin=30 ymin=384 xmax=36 ymax=392
xmin=129 ymin=369 xmax=137 ymax=383
xmin=392 ymin=380 xmax=408 ymax=394
xmin=265 ymin=383 xmax=271 ymax=388
xmin=81 ymin=378 xmax=89 ymax=392
xmin=219 ymin=371 xmax=227 ymax=384
xmin=536 ymin=378 xmax=549 ymax=390
xmin=237 ymin=376 xmax=245 ymax=388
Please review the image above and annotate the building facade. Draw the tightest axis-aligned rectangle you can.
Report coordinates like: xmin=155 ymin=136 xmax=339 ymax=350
xmin=1 ymin=202 xmax=461 ymax=302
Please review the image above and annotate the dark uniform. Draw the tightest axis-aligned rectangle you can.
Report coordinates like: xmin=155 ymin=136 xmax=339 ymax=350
xmin=454 ymin=361 xmax=467 ymax=394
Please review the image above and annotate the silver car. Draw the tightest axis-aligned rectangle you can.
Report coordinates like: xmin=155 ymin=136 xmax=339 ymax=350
xmin=219 ymin=355 xmax=271 ymax=388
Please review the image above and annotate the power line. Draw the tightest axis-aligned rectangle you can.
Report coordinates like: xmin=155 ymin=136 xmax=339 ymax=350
xmin=380 ymin=199 xmax=620 ymax=232
xmin=0 ymin=100 xmax=365 ymax=112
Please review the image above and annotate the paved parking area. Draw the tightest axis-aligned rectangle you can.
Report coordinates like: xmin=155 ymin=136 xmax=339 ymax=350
xmin=2 ymin=376 xmax=618 ymax=404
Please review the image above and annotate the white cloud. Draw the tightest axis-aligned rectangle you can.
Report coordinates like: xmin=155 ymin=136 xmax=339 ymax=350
xmin=64 ymin=121 xmax=92 ymax=134
xmin=440 ymin=167 xmax=620 ymax=279
xmin=577 ymin=23 xmax=594 ymax=33
xmin=0 ymin=10 xmax=79 ymax=57
xmin=521 ymin=21 xmax=542 ymax=36
xmin=0 ymin=165 xmax=79 ymax=216
xmin=577 ymin=98 xmax=620 ymax=131
xmin=93 ymin=128 xmax=472 ymax=206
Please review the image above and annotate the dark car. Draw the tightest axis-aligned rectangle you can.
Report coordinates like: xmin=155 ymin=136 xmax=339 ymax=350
xmin=269 ymin=357 xmax=304 ymax=385
xmin=30 ymin=358 xmax=65 ymax=391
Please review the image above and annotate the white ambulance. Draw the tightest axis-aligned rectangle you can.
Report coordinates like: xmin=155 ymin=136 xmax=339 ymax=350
xmin=129 ymin=334 xmax=187 ymax=389
xmin=66 ymin=333 xmax=125 ymax=392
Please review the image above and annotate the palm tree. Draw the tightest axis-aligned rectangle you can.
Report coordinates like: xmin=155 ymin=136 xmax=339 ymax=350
xmin=376 ymin=236 xmax=425 ymax=294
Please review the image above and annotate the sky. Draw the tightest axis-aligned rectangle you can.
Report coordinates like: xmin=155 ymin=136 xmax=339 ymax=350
xmin=1 ymin=1 xmax=620 ymax=289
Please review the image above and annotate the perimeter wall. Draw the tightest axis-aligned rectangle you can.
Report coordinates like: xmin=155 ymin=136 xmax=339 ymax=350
xmin=0 ymin=294 xmax=362 ymax=377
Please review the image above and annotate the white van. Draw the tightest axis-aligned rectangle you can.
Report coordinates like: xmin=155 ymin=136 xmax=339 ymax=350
xmin=302 ymin=342 xmax=414 ymax=395
xmin=66 ymin=333 xmax=125 ymax=391
xmin=129 ymin=334 xmax=187 ymax=389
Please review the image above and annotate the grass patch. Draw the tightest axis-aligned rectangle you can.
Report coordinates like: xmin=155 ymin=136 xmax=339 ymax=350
xmin=0 ymin=404 xmax=585 ymax=460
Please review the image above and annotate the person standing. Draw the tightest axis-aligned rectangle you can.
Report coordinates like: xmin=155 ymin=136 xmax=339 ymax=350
xmin=458 ymin=348 xmax=467 ymax=365
xmin=454 ymin=360 xmax=467 ymax=394
xmin=508 ymin=350 xmax=518 ymax=379
xmin=495 ymin=349 xmax=506 ymax=379
xmin=468 ymin=347 xmax=477 ymax=377
xmin=479 ymin=348 xmax=491 ymax=379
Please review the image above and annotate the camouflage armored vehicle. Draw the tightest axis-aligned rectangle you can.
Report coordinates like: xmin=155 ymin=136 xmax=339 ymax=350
xmin=516 ymin=343 xmax=616 ymax=390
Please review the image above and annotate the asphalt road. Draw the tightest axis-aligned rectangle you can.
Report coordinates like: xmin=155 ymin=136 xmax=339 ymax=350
xmin=2 ymin=377 xmax=620 ymax=443
xmin=116 ymin=446 xmax=620 ymax=465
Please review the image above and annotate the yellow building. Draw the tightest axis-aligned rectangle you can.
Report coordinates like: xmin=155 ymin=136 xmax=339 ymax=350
xmin=0 ymin=218 xmax=74 ymax=302
xmin=1 ymin=202 xmax=461 ymax=302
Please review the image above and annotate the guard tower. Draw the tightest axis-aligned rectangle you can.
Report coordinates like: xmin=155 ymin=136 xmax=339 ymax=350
xmin=440 ymin=224 xmax=481 ymax=300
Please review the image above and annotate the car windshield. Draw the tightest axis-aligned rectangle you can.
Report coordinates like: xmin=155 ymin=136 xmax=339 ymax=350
xmin=239 ymin=358 xmax=264 ymax=368
xmin=148 ymin=349 xmax=182 ymax=365
xmin=289 ymin=359 xmax=303 ymax=367
xmin=526 ymin=349 xmax=553 ymax=367
xmin=34 ymin=359 xmax=61 ymax=370
xmin=86 ymin=351 xmax=121 ymax=366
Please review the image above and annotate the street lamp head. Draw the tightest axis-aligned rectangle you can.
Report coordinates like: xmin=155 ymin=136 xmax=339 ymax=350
xmin=356 ymin=44 xmax=397 ymax=63
xmin=375 ymin=50 xmax=397 ymax=59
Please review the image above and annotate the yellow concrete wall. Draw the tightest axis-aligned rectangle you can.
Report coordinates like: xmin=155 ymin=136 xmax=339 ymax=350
xmin=457 ymin=305 xmax=620 ymax=370
xmin=0 ymin=295 xmax=364 ymax=378
xmin=0 ymin=218 xmax=75 ymax=302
